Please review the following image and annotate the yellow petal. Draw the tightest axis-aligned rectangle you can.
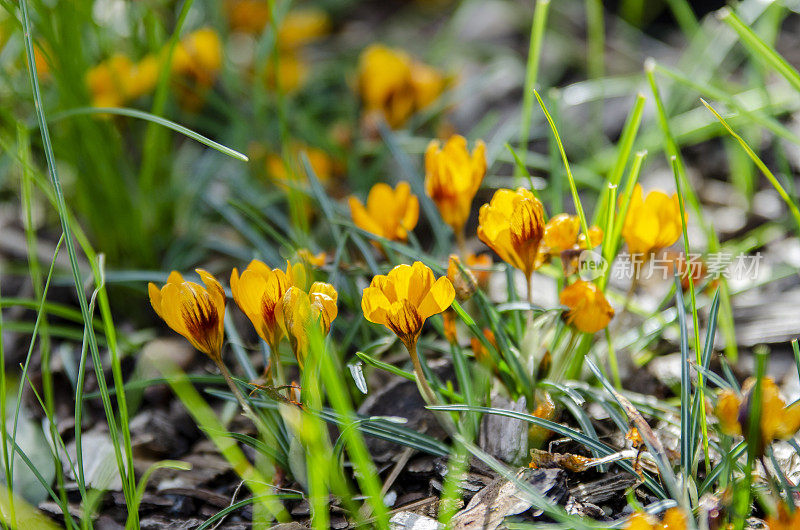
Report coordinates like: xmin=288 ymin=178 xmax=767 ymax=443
xmin=417 ymin=277 xmax=455 ymax=320
xmin=148 ymin=282 xmax=164 ymax=320
xmin=715 ymin=389 xmax=742 ymax=436
xmin=361 ymin=285 xmax=391 ymax=326
xmin=349 ymin=196 xmax=384 ymax=238
xmin=309 ymin=281 xmax=338 ymax=331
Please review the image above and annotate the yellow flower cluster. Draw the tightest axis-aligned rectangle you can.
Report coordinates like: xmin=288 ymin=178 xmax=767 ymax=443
xmin=357 ymin=44 xmax=445 ymax=128
xmin=87 ymin=28 xmax=222 ymax=108
xmin=350 ymin=166 xmax=614 ymax=334
xmin=349 ymin=182 xmax=419 ymax=243
xmin=149 ymin=259 xmax=336 ymax=378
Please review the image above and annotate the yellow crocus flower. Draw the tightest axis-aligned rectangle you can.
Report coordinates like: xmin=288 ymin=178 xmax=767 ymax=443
xmin=577 ymin=225 xmax=604 ymax=249
xmin=542 ymin=213 xmax=603 ymax=255
xmin=148 ymin=270 xmax=226 ymax=362
xmin=425 ymin=135 xmax=486 ymax=240
xmin=172 ymin=28 xmax=222 ymax=87
xmin=559 ymin=280 xmax=614 ymax=334
xmin=715 ymin=377 xmax=800 ymax=453
xmin=230 ymin=260 xmax=296 ymax=351
xmin=278 ymin=283 xmax=338 ymax=366
xmin=277 ymin=9 xmax=331 ymax=50
xmin=361 ymin=262 xmax=455 ymax=350
xmin=361 ymin=262 xmax=455 ymax=417
xmin=357 ymin=44 xmax=444 ymax=128
xmin=348 ymin=182 xmax=419 ymax=242
xmin=622 ymin=184 xmax=682 ymax=258
xmin=477 ymin=188 xmax=545 ymax=281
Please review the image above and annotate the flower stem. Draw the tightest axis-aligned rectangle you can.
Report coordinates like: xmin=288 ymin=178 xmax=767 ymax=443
xmin=268 ymin=339 xmax=285 ymax=387
xmin=526 ymin=273 xmax=534 ymax=307
xmin=526 ymin=272 xmax=535 ymax=326
xmin=216 ymin=359 xmax=262 ymax=428
xmin=406 ymin=341 xmax=456 ymax=434
xmin=620 ymin=258 xmax=642 ymax=318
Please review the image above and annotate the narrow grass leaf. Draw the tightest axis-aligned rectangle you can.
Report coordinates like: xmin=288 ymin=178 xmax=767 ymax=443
xmin=50 ymin=107 xmax=248 ymax=161
xmin=701 ymin=99 xmax=800 ymax=237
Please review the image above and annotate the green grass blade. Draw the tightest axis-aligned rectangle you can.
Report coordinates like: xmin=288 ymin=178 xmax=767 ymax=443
xmin=718 ymin=7 xmax=800 ymax=94
xmin=593 ymin=93 xmax=646 ymax=225
xmin=316 ymin=337 xmax=389 ymax=527
xmin=9 ymin=237 xmax=64 ymax=492
xmin=156 ymin=360 xmax=289 ymax=522
xmin=675 ymin=274 xmax=692 ymax=479
xmin=50 ymin=107 xmax=249 ymax=162
xmin=534 ymin=90 xmax=590 ymax=239
xmin=600 ymin=150 xmax=646 ymax=290
xmin=19 ymin=1 xmax=139 ymax=518
xmin=196 ymin=493 xmax=303 ymax=530
xmin=644 ymin=61 xmax=707 ymax=232
xmin=691 ymin=289 xmax=721 ymax=455
xmin=653 ymin=61 xmax=800 ymax=145
xmin=670 ymin=155 xmax=708 ymax=477
xmin=665 ymin=0 xmax=699 ymax=37
xmin=701 ymin=99 xmax=800 ymax=237
xmin=505 ymin=143 xmax=539 ymax=197
xmin=517 ymin=0 xmax=551 ymax=178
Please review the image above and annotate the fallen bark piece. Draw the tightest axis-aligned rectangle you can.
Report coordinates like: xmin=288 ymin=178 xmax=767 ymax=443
xmin=479 ymin=393 xmax=529 ymax=465
xmin=449 ymin=468 xmax=567 ymax=529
